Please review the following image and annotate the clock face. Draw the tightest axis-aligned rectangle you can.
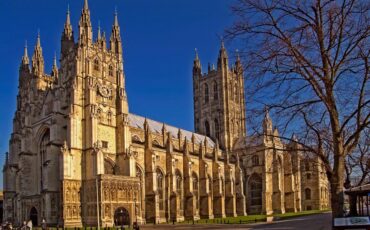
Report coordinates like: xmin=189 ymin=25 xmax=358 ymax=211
xmin=98 ymin=85 xmax=111 ymax=98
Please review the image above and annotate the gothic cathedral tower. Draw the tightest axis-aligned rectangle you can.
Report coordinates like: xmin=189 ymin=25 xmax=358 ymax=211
xmin=193 ymin=42 xmax=246 ymax=152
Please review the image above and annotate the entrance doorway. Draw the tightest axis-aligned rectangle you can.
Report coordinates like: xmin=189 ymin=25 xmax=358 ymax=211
xmin=114 ymin=207 xmax=130 ymax=226
xmin=29 ymin=207 xmax=38 ymax=226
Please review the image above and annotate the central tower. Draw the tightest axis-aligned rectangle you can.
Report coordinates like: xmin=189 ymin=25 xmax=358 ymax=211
xmin=192 ymin=43 xmax=246 ymax=151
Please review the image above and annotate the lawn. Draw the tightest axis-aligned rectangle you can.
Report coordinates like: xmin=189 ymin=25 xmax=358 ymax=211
xmin=178 ymin=209 xmax=330 ymax=225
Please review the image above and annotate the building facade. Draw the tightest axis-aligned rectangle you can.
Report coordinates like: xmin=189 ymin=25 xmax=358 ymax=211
xmin=3 ymin=0 xmax=329 ymax=227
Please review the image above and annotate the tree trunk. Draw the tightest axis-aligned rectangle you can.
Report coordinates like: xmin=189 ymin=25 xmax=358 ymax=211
xmin=330 ymin=153 xmax=345 ymax=218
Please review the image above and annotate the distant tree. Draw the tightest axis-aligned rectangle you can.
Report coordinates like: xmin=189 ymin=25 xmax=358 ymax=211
xmin=227 ymin=0 xmax=369 ymax=219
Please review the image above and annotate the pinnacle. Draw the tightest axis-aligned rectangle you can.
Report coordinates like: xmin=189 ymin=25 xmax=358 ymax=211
xmin=84 ymin=0 xmax=89 ymax=10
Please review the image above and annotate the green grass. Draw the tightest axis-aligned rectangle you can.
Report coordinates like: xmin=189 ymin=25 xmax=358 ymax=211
xmin=177 ymin=209 xmax=330 ymax=225
xmin=273 ymin=209 xmax=330 ymax=220
xmin=178 ymin=214 xmax=267 ymax=224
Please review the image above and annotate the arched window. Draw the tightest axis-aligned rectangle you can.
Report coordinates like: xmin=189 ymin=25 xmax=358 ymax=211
xmin=305 ymin=188 xmax=311 ymax=200
xmin=156 ymin=168 xmax=164 ymax=210
xmin=213 ymin=81 xmax=218 ymax=100
xmin=93 ymin=58 xmax=100 ymax=71
xmin=40 ymin=130 xmax=49 ymax=163
xmin=175 ymin=170 xmax=183 ymax=210
xmin=205 ymin=120 xmax=210 ymax=137
xmin=252 ymin=155 xmax=259 ymax=166
xmin=192 ymin=173 xmax=199 ymax=209
xmin=249 ymin=174 xmax=262 ymax=207
xmin=40 ymin=130 xmax=50 ymax=190
xmin=204 ymin=83 xmax=209 ymax=103
xmin=108 ymin=65 xmax=114 ymax=76
xmin=214 ymin=119 xmax=220 ymax=140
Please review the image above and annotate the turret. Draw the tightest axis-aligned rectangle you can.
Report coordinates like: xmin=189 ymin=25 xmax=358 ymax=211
xmin=193 ymin=48 xmax=201 ymax=76
xmin=235 ymin=50 xmax=243 ymax=75
xmin=110 ymin=10 xmax=122 ymax=56
xmin=263 ymin=107 xmax=273 ymax=137
xmin=31 ymin=32 xmax=44 ymax=77
xmin=20 ymin=41 xmax=30 ymax=73
xmin=217 ymin=40 xmax=228 ymax=70
xmin=61 ymin=5 xmax=74 ymax=56
xmin=78 ymin=0 xmax=92 ymax=46
xmin=51 ymin=54 xmax=58 ymax=78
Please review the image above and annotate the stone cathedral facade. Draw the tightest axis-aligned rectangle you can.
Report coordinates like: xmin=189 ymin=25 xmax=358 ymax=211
xmin=3 ymin=0 xmax=330 ymax=227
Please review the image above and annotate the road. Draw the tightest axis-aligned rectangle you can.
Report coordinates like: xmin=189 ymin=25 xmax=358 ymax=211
xmin=141 ymin=212 xmax=332 ymax=230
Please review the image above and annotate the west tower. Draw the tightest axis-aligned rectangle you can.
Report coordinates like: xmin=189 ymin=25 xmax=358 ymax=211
xmin=193 ymin=43 xmax=246 ymax=151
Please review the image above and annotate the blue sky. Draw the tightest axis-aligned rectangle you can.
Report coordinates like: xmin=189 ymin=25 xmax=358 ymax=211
xmin=0 ymin=0 xmax=238 ymax=188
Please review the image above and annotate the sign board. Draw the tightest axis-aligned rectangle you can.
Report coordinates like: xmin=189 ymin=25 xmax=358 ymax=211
xmin=334 ymin=217 xmax=370 ymax=227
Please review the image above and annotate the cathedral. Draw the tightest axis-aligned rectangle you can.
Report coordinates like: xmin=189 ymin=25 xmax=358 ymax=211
xmin=2 ymin=0 xmax=330 ymax=227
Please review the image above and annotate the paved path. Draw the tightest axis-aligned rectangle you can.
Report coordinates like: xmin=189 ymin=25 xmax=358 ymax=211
xmin=141 ymin=212 xmax=332 ymax=230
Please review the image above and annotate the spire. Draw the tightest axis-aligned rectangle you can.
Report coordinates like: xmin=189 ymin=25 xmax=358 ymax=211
xmin=110 ymin=8 xmax=122 ymax=55
xmin=79 ymin=0 xmax=92 ymax=46
xmin=97 ymin=21 xmax=101 ymax=41
xmin=62 ymin=5 xmax=73 ymax=41
xmin=217 ymin=38 xmax=228 ymax=70
xmin=21 ymin=40 xmax=29 ymax=66
xmin=263 ymin=106 xmax=273 ymax=136
xmin=235 ymin=49 xmax=243 ymax=74
xmin=32 ymin=32 xmax=44 ymax=76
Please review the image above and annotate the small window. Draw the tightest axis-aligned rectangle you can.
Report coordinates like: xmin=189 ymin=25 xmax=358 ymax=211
xmin=305 ymin=188 xmax=311 ymax=200
xmin=94 ymin=59 xmax=100 ymax=71
xmin=102 ymin=141 xmax=108 ymax=148
xmin=108 ymin=65 xmax=114 ymax=76
xmin=252 ymin=155 xmax=259 ymax=166
xmin=306 ymin=173 xmax=311 ymax=180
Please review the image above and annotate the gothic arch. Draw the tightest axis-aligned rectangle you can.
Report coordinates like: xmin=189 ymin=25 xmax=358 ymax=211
xmin=35 ymin=126 xmax=50 ymax=146
xmin=104 ymin=157 xmax=116 ymax=175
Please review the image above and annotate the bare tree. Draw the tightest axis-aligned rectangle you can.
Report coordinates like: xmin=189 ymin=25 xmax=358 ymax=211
xmin=226 ymin=0 xmax=369 ymax=219
xmin=344 ymin=129 xmax=370 ymax=188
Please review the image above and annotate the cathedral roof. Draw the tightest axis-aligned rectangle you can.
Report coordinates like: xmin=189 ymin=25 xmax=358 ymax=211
xmin=128 ymin=113 xmax=215 ymax=147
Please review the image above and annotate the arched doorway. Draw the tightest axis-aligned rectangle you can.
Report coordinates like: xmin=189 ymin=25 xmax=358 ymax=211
xmin=29 ymin=207 xmax=38 ymax=226
xmin=114 ymin=207 xmax=130 ymax=226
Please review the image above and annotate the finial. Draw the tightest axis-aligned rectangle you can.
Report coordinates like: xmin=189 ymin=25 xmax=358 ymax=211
xmin=24 ymin=40 xmax=28 ymax=56
xmin=66 ymin=4 xmax=71 ymax=24
xmin=195 ymin=48 xmax=199 ymax=60
xmin=221 ymin=38 xmax=225 ymax=49
xmin=114 ymin=7 xmax=119 ymax=26
xmin=36 ymin=30 xmax=41 ymax=47
xmin=236 ymin=49 xmax=240 ymax=61
xmin=53 ymin=52 xmax=57 ymax=66
xmin=97 ymin=20 xmax=101 ymax=40
xmin=84 ymin=0 xmax=89 ymax=10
